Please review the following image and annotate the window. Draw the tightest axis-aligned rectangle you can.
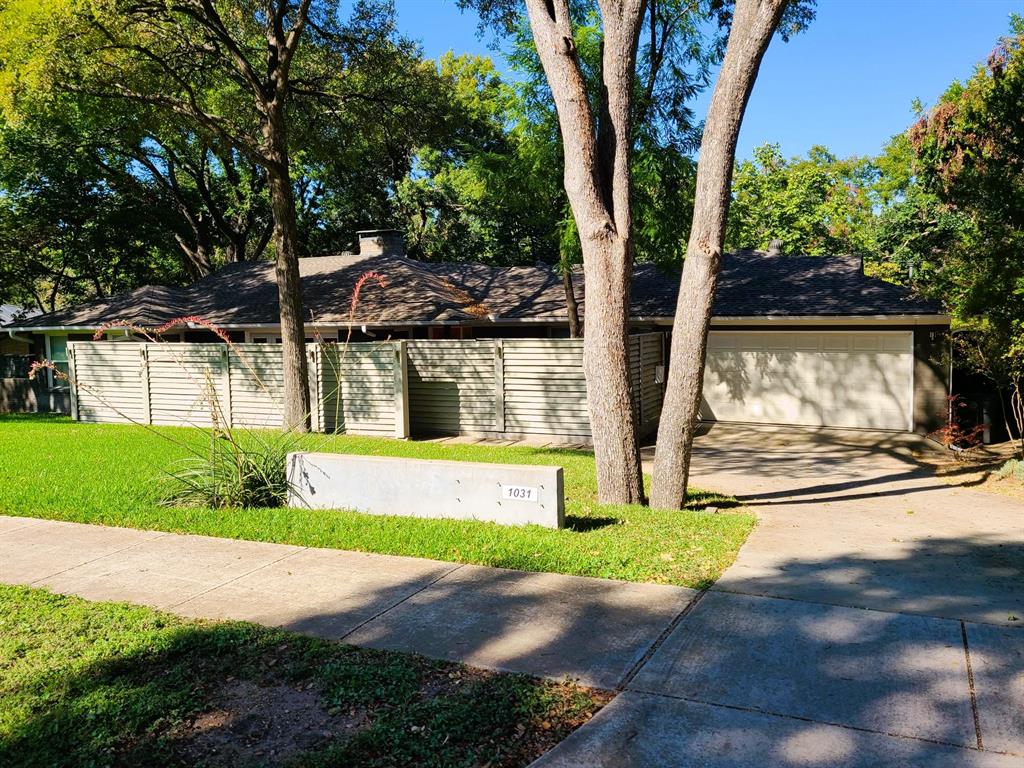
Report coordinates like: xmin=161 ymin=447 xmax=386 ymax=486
xmin=46 ymin=335 xmax=69 ymax=389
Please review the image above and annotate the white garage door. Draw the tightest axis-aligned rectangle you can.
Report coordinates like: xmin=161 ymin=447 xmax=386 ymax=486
xmin=701 ymin=331 xmax=914 ymax=431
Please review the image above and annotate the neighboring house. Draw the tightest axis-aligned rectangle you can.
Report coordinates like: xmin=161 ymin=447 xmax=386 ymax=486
xmin=0 ymin=304 xmax=38 ymax=354
xmin=1 ymin=304 xmax=45 ymax=413
xmin=1 ymin=230 xmax=950 ymax=432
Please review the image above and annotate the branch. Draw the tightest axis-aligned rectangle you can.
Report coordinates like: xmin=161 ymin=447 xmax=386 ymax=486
xmin=524 ymin=0 xmax=612 ymax=242
xmin=66 ymin=82 xmax=265 ymax=167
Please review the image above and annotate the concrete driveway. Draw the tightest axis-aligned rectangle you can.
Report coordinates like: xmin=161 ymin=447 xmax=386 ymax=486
xmin=690 ymin=424 xmax=1024 ymax=626
xmin=538 ymin=424 xmax=1023 ymax=767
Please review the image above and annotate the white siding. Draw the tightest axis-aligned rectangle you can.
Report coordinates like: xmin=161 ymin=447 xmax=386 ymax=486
xmin=71 ymin=343 xmax=148 ymax=423
xmin=503 ymin=339 xmax=590 ymax=439
xmin=146 ymin=345 xmax=226 ymax=426
xmin=69 ymin=334 xmax=668 ymax=441
xmin=320 ymin=343 xmax=397 ymax=435
xmin=227 ymin=344 xmax=285 ymax=428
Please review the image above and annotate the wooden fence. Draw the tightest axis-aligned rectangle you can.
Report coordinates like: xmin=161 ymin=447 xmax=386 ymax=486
xmin=68 ymin=333 xmax=665 ymax=442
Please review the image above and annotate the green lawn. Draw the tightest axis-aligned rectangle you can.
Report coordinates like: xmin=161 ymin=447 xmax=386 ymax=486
xmin=0 ymin=584 xmax=608 ymax=768
xmin=0 ymin=414 xmax=754 ymax=587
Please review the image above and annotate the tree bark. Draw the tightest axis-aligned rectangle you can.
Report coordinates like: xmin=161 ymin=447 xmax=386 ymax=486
xmin=525 ymin=0 xmax=646 ymax=504
xmin=265 ymin=104 xmax=311 ymax=432
xmin=650 ymin=0 xmax=786 ymax=509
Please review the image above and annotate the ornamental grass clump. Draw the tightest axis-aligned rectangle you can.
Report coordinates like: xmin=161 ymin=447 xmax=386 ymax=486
xmin=996 ymin=458 xmax=1024 ymax=482
xmin=162 ymin=427 xmax=303 ymax=509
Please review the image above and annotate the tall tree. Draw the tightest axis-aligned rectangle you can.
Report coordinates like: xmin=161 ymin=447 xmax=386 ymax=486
xmin=906 ymin=16 xmax=1024 ymax=447
xmin=726 ymin=143 xmax=878 ymax=256
xmin=458 ymin=0 xmax=724 ymax=502
xmin=650 ymin=0 xmax=795 ymax=509
xmin=1 ymin=0 xmax=427 ymax=430
xmin=520 ymin=0 xmax=648 ymax=504
xmin=0 ymin=116 xmax=184 ymax=310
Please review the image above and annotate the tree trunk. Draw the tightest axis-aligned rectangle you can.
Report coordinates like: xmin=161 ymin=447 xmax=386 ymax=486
xmin=174 ymin=232 xmax=214 ymax=280
xmin=650 ymin=0 xmax=786 ymax=509
xmin=582 ymin=235 xmax=643 ymax=502
xmin=224 ymin=232 xmax=248 ymax=264
xmin=562 ymin=266 xmax=582 ymax=338
xmin=525 ymin=0 xmax=645 ymax=505
xmin=265 ymin=107 xmax=310 ymax=432
xmin=1013 ymin=381 xmax=1024 ymax=460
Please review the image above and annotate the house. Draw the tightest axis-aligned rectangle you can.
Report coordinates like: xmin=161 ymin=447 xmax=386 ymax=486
xmin=0 ymin=305 xmax=38 ymax=353
xmin=1 ymin=304 xmax=44 ymax=412
xmin=2 ymin=230 xmax=949 ymax=432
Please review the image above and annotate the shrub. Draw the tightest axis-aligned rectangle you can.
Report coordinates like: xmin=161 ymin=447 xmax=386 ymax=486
xmin=929 ymin=395 xmax=986 ymax=459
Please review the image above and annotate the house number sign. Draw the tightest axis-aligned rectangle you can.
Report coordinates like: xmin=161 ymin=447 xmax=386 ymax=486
xmin=501 ymin=484 xmax=539 ymax=503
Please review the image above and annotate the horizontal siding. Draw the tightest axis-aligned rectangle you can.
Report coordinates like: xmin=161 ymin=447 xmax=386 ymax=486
xmin=503 ymin=340 xmax=590 ymax=438
xmin=227 ymin=344 xmax=286 ymax=428
xmin=146 ymin=346 xmax=224 ymax=427
xmin=71 ymin=341 xmax=397 ymax=435
xmin=71 ymin=343 xmax=148 ymax=424
xmin=320 ymin=343 xmax=396 ymax=435
xmin=408 ymin=340 xmax=495 ymax=434
xmin=629 ymin=333 xmax=664 ymax=429
xmin=69 ymin=334 xmax=666 ymax=442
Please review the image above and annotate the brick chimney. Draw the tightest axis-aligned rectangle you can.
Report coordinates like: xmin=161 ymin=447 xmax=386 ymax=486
xmin=357 ymin=229 xmax=405 ymax=257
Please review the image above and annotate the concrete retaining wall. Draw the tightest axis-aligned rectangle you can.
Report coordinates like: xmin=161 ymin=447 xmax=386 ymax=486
xmin=287 ymin=452 xmax=564 ymax=528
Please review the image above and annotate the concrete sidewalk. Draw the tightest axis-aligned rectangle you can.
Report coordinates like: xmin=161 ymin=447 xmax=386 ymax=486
xmin=3 ymin=505 xmax=1021 ymax=767
xmin=0 ymin=514 xmax=693 ymax=690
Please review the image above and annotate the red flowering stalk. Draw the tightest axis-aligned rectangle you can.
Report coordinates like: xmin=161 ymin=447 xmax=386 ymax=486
xmin=308 ymin=270 xmax=388 ymax=431
xmin=92 ymin=321 xmax=158 ymax=342
xmin=155 ymin=314 xmax=268 ymax=393
xmin=343 ymin=270 xmax=387 ymax=346
xmin=349 ymin=271 xmax=387 ymax=322
xmin=28 ymin=359 xmax=60 ymax=382
xmin=154 ymin=315 xmax=233 ymax=344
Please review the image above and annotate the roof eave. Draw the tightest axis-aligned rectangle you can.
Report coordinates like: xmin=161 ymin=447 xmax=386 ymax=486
xmin=710 ymin=314 xmax=951 ymax=326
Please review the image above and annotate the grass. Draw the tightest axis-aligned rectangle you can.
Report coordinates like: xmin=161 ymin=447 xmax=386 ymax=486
xmin=0 ymin=414 xmax=754 ymax=587
xmin=0 ymin=584 xmax=609 ymax=768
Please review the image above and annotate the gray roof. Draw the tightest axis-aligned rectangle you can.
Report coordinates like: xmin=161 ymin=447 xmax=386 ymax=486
xmin=0 ymin=304 xmax=40 ymax=325
xmin=3 ymin=250 xmax=943 ymax=331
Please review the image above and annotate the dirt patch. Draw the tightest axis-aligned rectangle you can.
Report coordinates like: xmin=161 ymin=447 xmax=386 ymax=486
xmin=178 ymin=678 xmax=365 ymax=767
xmin=926 ymin=441 xmax=1024 ymax=500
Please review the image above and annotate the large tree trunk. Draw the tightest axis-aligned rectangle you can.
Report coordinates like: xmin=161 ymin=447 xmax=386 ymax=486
xmin=224 ymin=232 xmax=248 ymax=264
xmin=174 ymin=237 xmax=214 ymax=280
xmin=650 ymin=0 xmax=786 ymax=509
xmin=525 ymin=0 xmax=645 ymax=504
xmin=265 ymin=107 xmax=311 ymax=432
xmin=582 ymin=235 xmax=643 ymax=501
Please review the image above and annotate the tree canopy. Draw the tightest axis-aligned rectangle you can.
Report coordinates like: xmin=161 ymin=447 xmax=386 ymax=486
xmin=905 ymin=14 xmax=1024 ymax=431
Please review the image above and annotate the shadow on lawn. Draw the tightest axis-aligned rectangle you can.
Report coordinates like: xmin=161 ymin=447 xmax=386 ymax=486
xmin=565 ymin=515 xmax=619 ymax=532
xmin=0 ymin=602 xmax=602 ymax=768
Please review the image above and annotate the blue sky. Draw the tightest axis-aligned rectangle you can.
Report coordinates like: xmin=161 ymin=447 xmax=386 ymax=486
xmin=393 ymin=0 xmax=1021 ymax=161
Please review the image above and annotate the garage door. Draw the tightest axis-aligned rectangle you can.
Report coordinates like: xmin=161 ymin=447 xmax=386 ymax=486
xmin=701 ymin=331 xmax=913 ymax=430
